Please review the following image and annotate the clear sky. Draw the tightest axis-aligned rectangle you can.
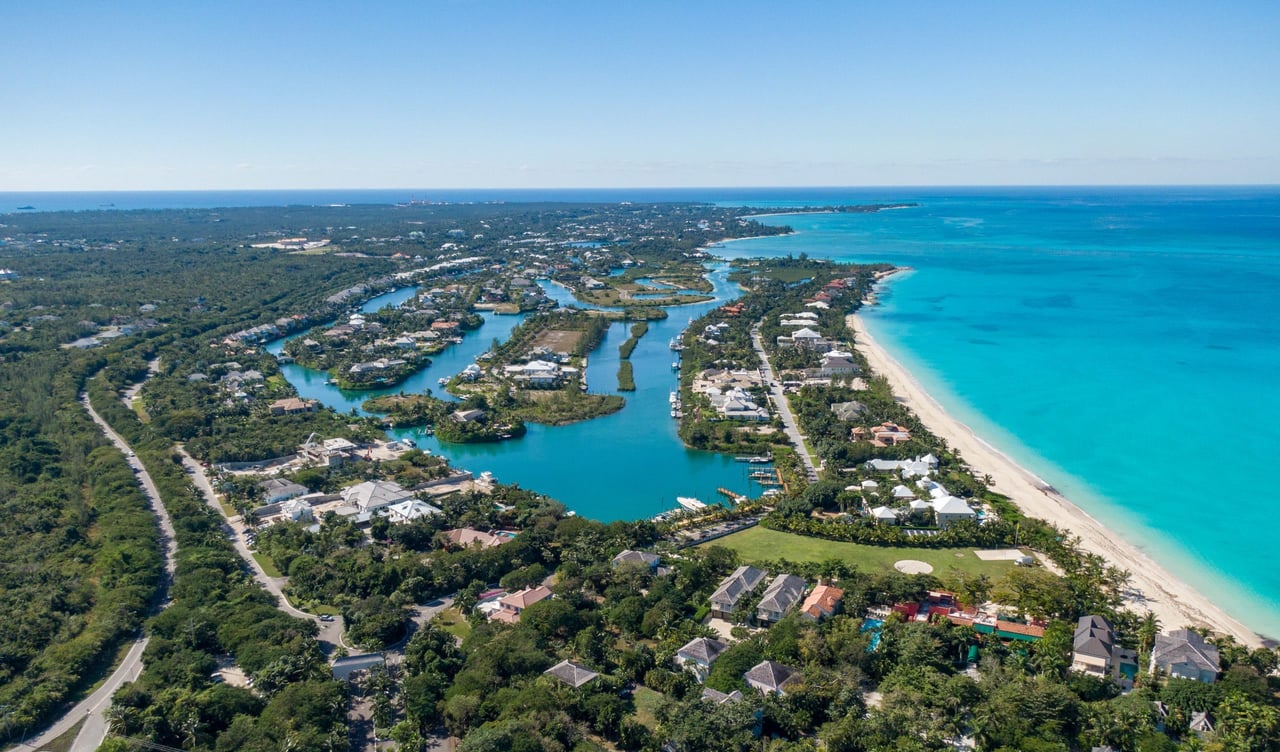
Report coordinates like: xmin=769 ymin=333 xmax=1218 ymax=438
xmin=3 ymin=1 xmax=1278 ymax=190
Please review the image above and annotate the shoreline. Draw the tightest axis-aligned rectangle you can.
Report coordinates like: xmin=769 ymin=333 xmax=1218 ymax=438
xmin=848 ymin=281 xmax=1263 ymax=647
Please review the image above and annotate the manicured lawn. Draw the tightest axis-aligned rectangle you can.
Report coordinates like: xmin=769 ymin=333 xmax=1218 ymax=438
xmin=433 ymin=607 xmax=473 ymax=641
xmin=630 ymin=686 xmax=666 ymax=730
xmin=252 ymin=551 xmax=283 ymax=578
xmin=704 ymin=525 xmax=1015 ymax=578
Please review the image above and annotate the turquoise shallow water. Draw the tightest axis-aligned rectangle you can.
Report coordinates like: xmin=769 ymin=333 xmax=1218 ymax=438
xmin=266 ymin=266 xmax=769 ymax=522
xmin=712 ymin=187 xmax=1280 ymax=638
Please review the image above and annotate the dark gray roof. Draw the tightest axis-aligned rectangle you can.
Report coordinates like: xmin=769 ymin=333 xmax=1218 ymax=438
xmin=612 ymin=549 xmax=661 ymax=568
xmin=744 ymin=660 xmax=798 ymax=693
xmin=710 ymin=565 xmax=766 ymax=609
xmin=1073 ymin=614 xmax=1115 ymax=659
xmin=701 ymin=687 xmax=744 ymax=704
xmin=677 ymin=637 xmax=728 ymax=665
xmin=756 ymin=574 xmax=806 ymax=615
xmin=1152 ymin=629 xmax=1220 ymax=675
xmin=544 ymin=660 xmax=599 ymax=688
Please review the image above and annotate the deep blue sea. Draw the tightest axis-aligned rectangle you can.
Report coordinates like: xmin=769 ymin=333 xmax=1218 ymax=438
xmin=9 ymin=186 xmax=1279 ymax=636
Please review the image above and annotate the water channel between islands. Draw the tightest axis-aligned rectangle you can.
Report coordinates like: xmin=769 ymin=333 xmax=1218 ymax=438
xmin=265 ymin=264 xmax=768 ymax=522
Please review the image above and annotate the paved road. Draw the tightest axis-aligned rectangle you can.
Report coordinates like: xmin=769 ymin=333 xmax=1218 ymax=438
xmin=750 ymin=322 xmax=819 ymax=482
xmin=13 ymin=394 xmax=181 ymax=752
xmin=173 ymin=447 xmax=351 ymax=652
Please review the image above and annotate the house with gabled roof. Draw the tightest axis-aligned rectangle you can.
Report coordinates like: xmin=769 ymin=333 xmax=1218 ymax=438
xmin=756 ymin=574 xmax=806 ymax=625
xmin=709 ymin=565 xmax=766 ymax=620
xmin=744 ymin=660 xmax=799 ymax=696
xmin=1151 ymin=629 xmax=1220 ymax=683
xmin=1071 ymin=615 xmax=1138 ymax=685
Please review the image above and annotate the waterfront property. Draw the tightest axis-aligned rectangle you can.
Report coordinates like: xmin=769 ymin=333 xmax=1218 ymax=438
xmin=341 ymin=480 xmax=414 ymax=512
xmin=1071 ymin=615 xmax=1138 ymax=686
xmin=1150 ymin=629 xmax=1220 ymax=683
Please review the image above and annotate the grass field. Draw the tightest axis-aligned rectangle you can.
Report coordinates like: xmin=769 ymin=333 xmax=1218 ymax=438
xmin=630 ymin=686 xmax=666 ymax=730
xmin=704 ymin=526 xmax=1016 ymax=579
xmin=252 ymin=551 xmax=283 ymax=578
xmin=433 ymin=607 xmax=473 ymax=641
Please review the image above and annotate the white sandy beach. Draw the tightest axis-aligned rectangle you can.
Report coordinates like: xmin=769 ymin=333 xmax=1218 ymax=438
xmin=847 ymin=294 xmax=1261 ymax=647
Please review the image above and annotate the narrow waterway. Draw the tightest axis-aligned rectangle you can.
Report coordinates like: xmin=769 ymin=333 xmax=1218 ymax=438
xmin=266 ymin=267 xmax=766 ymax=521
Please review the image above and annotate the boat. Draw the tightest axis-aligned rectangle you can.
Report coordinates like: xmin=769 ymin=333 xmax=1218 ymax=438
xmin=747 ymin=454 xmax=773 ymax=464
xmin=676 ymin=496 xmax=707 ymax=511
xmin=669 ymin=391 xmax=678 ymax=404
xmin=438 ymin=377 xmax=449 ymax=385
xmin=404 ymin=438 xmax=417 ymax=448
xmin=671 ymin=361 xmax=680 ymax=370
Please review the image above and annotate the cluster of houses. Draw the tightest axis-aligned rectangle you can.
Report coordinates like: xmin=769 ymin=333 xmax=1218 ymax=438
xmin=691 ymin=368 xmax=770 ymax=422
xmin=707 ymin=565 xmax=846 ymax=627
xmin=851 ymin=454 xmax=982 ymax=529
xmin=1070 ymin=614 xmax=1221 ymax=687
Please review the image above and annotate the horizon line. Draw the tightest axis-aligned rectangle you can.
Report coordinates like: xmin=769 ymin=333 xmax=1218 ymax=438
xmin=2 ymin=183 xmax=1280 ymax=194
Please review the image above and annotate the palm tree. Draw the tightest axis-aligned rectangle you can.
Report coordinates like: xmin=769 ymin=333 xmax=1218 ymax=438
xmin=1137 ymin=611 xmax=1161 ymax=656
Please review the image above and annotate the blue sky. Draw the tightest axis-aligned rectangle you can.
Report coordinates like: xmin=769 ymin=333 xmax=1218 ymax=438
xmin=3 ymin=1 xmax=1278 ymax=189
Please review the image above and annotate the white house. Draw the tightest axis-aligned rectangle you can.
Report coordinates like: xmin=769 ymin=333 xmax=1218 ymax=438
xmin=675 ymin=637 xmax=728 ymax=682
xmin=820 ymin=350 xmax=859 ymax=376
xmin=342 ymin=480 xmax=414 ymax=512
xmin=931 ymin=496 xmax=977 ymax=528
xmin=384 ymin=499 xmax=442 ymax=524
xmin=870 ymin=506 xmax=899 ymax=525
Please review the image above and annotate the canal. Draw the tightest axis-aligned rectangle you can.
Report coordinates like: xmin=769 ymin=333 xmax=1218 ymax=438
xmin=265 ymin=265 xmax=767 ymax=521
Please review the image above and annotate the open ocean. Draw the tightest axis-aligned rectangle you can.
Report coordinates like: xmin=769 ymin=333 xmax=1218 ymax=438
xmin=7 ymin=186 xmax=1279 ymax=636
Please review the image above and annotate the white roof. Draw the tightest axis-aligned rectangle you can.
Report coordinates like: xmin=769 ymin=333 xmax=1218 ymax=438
xmin=892 ymin=484 xmax=915 ymax=498
xmin=386 ymin=499 xmax=442 ymax=521
xmin=932 ymin=496 xmax=976 ymax=515
xmin=791 ymin=327 xmax=823 ymax=339
xmin=870 ymin=506 xmax=898 ymax=520
xmin=342 ymin=480 xmax=412 ymax=511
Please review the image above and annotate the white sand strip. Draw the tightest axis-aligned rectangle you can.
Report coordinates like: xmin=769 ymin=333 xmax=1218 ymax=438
xmin=848 ymin=309 xmax=1262 ymax=647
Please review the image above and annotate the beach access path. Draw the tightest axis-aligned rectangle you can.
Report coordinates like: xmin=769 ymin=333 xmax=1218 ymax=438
xmin=848 ymin=310 xmax=1261 ymax=647
xmin=750 ymin=320 xmax=819 ymax=482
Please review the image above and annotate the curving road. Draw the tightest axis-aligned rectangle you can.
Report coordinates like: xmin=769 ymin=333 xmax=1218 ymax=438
xmin=173 ymin=447 xmax=352 ymax=652
xmin=12 ymin=394 xmax=181 ymax=752
xmin=751 ymin=321 xmax=819 ymax=483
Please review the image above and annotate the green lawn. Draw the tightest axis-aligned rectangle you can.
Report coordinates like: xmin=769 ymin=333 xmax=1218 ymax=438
xmin=704 ymin=525 xmax=1016 ymax=578
xmin=630 ymin=686 xmax=666 ymax=730
xmin=252 ymin=551 xmax=283 ymax=578
xmin=433 ymin=607 xmax=473 ymax=641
